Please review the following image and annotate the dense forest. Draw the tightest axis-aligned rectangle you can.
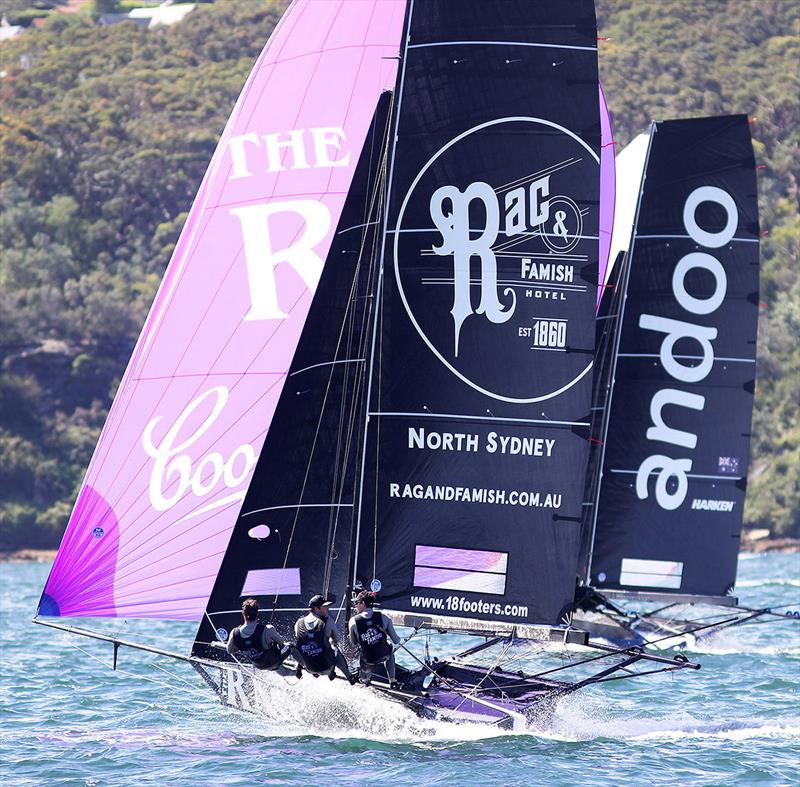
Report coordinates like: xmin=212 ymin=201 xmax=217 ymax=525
xmin=0 ymin=0 xmax=798 ymax=549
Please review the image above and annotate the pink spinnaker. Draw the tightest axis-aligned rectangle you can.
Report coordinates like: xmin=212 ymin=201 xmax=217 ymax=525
xmin=598 ymin=82 xmax=616 ymax=311
xmin=40 ymin=0 xmax=405 ymax=620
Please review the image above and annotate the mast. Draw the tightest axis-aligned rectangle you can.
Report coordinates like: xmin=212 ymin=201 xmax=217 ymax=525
xmin=347 ymin=0 xmax=416 ymax=625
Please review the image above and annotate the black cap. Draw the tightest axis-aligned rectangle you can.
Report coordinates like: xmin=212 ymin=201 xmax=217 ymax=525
xmin=308 ymin=594 xmax=333 ymax=609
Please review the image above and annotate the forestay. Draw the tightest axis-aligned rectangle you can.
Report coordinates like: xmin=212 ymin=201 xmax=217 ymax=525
xmin=588 ymin=115 xmax=760 ymax=600
xmin=38 ymin=0 xmax=405 ymax=620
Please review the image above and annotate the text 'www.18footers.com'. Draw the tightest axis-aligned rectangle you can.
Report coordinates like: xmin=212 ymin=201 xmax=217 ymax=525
xmin=410 ymin=594 xmax=529 ymax=618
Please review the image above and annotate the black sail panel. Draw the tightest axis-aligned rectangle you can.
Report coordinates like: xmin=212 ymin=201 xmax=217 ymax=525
xmin=193 ymin=95 xmax=392 ymax=655
xmin=589 ymin=116 xmax=759 ymax=599
xmin=355 ymin=1 xmax=600 ymax=628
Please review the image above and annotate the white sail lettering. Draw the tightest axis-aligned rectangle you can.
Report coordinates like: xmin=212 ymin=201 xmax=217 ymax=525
xmin=227 ymin=126 xmax=351 ymax=179
xmin=503 ymin=176 xmax=550 ymax=236
xmin=228 ymin=132 xmax=261 ymax=179
xmin=142 ymin=386 xmax=257 ymax=512
xmin=683 ymin=185 xmax=738 ymax=248
xmin=638 ymin=314 xmax=718 ymax=384
xmin=636 ymin=454 xmax=692 ymax=511
xmin=310 ymin=126 xmax=350 ymax=168
xmin=504 ymin=187 xmax=526 ymax=236
xmin=673 ymin=252 xmax=727 ymax=315
xmin=191 ymin=453 xmax=225 ymax=496
xmin=430 ymin=181 xmax=515 ymax=356
xmin=647 ymin=389 xmax=705 ymax=449
xmin=232 ymin=199 xmax=331 ymax=320
xmin=527 ymin=175 xmax=551 ymax=228
xmin=635 ymin=183 xmax=739 ymax=510
xmin=224 ymin=444 xmax=257 ymax=487
xmin=263 ymin=128 xmax=310 ymax=172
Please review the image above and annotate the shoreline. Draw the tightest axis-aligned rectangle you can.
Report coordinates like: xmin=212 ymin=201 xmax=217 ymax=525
xmin=0 ymin=549 xmax=58 ymax=563
xmin=1 ymin=538 xmax=798 ymax=563
xmin=739 ymin=537 xmax=800 ymax=554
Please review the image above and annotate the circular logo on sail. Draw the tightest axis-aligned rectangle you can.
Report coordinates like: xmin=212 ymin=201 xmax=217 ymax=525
xmin=394 ymin=117 xmax=598 ymax=403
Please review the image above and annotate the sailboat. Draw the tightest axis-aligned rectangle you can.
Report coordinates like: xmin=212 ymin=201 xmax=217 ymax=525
xmin=573 ymin=114 xmax=799 ymax=649
xmin=34 ymin=0 xmax=699 ymax=730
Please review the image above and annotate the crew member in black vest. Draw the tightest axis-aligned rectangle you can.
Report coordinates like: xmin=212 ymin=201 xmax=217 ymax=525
xmin=226 ymin=598 xmax=300 ymax=670
xmin=348 ymin=590 xmax=401 ymax=688
xmin=294 ymin=594 xmax=355 ymax=683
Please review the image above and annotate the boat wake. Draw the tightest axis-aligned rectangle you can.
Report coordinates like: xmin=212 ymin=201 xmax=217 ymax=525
xmin=201 ymin=674 xmax=800 ymax=746
xmin=242 ymin=671 xmax=508 ymax=742
xmin=735 ymin=578 xmax=800 ymax=588
xmin=544 ymin=695 xmax=800 ymax=743
xmin=683 ymin=628 xmax=800 ymax=657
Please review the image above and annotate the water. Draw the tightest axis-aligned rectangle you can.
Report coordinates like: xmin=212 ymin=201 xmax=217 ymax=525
xmin=2 ymin=553 xmax=799 ymax=785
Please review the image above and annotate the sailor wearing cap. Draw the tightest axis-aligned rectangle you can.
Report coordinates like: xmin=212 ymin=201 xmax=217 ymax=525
xmin=293 ymin=594 xmax=355 ymax=683
xmin=348 ymin=590 xmax=401 ymax=689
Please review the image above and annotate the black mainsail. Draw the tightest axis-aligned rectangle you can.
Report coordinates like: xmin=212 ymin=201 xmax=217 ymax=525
xmin=586 ymin=115 xmax=760 ymax=605
xmin=352 ymin=0 xmax=601 ymax=632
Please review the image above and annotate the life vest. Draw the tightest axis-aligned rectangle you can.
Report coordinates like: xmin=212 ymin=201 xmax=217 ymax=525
xmin=296 ymin=617 xmax=334 ymax=672
xmin=231 ymin=623 xmax=282 ymax=670
xmin=355 ymin=611 xmax=393 ymax=665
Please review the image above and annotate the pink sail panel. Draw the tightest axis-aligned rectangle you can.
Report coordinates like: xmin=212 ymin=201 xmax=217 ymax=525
xmin=39 ymin=0 xmax=406 ymax=621
xmin=598 ymin=82 xmax=616 ymax=311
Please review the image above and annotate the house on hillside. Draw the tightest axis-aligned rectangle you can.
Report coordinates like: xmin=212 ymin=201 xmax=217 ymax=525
xmin=98 ymin=2 xmax=196 ymax=30
xmin=129 ymin=2 xmax=196 ymax=28
xmin=0 ymin=15 xmax=23 ymax=42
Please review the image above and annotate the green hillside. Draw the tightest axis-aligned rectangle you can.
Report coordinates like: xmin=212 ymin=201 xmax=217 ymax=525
xmin=0 ymin=1 xmax=797 ymax=549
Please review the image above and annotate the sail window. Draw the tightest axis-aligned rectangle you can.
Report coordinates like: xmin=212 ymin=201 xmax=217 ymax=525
xmin=413 ymin=546 xmax=508 ymax=595
xmin=240 ymin=568 xmax=301 ymax=597
xmin=619 ymin=558 xmax=683 ymax=590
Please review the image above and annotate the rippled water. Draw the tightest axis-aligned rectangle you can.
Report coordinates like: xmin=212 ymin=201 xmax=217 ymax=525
xmin=2 ymin=553 xmax=799 ymax=785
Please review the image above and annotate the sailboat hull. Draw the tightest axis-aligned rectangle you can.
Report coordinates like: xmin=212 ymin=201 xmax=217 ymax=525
xmin=196 ymin=659 xmax=568 ymax=731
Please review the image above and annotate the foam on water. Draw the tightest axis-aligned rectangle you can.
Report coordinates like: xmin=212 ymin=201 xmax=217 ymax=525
xmin=243 ymin=669 xmax=509 ymax=742
xmin=736 ymin=578 xmax=800 ymax=588
xmin=538 ymin=693 xmax=800 ymax=743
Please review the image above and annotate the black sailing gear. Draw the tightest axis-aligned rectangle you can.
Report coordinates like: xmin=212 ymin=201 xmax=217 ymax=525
xmin=354 ymin=611 xmax=393 ymax=665
xmin=296 ymin=617 xmax=335 ymax=673
xmin=231 ymin=623 xmax=283 ymax=670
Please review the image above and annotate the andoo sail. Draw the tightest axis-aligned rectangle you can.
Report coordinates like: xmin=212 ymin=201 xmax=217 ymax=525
xmin=576 ymin=116 xmax=793 ymax=646
xmin=35 ymin=1 xmax=700 ymax=731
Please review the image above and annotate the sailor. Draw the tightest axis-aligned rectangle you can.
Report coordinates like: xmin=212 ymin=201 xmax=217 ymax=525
xmin=294 ymin=594 xmax=356 ymax=684
xmin=227 ymin=598 xmax=300 ymax=670
xmin=348 ymin=590 xmax=401 ymax=688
